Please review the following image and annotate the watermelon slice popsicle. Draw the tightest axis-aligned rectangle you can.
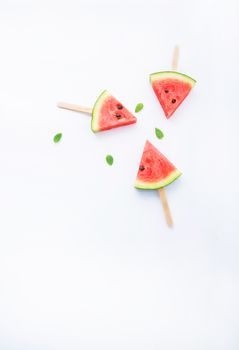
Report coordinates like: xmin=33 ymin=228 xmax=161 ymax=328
xmin=150 ymin=46 xmax=196 ymax=118
xmin=135 ymin=140 xmax=182 ymax=227
xmin=142 ymin=47 xmax=185 ymax=227
xmin=57 ymin=90 xmax=137 ymax=132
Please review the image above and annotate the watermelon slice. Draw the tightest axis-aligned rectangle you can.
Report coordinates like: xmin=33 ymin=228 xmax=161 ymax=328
xmin=91 ymin=90 xmax=137 ymax=132
xmin=135 ymin=140 xmax=181 ymax=190
xmin=150 ymin=71 xmax=196 ymax=118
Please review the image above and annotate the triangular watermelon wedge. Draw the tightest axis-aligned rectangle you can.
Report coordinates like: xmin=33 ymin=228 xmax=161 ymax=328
xmin=135 ymin=140 xmax=181 ymax=190
xmin=150 ymin=71 xmax=196 ymax=118
xmin=91 ymin=90 xmax=137 ymax=132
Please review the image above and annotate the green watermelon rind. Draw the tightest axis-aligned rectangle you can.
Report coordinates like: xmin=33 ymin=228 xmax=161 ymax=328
xmin=91 ymin=90 xmax=110 ymax=132
xmin=135 ymin=168 xmax=182 ymax=190
xmin=150 ymin=71 xmax=196 ymax=86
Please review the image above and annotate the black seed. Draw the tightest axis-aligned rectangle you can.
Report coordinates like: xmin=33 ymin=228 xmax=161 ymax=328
xmin=139 ymin=166 xmax=145 ymax=171
xmin=115 ymin=113 xmax=122 ymax=118
xmin=172 ymin=98 xmax=176 ymax=103
xmin=164 ymin=90 xmax=169 ymax=93
xmin=117 ymin=104 xmax=123 ymax=109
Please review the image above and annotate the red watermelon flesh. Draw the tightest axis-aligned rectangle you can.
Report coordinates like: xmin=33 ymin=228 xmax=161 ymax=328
xmin=91 ymin=90 xmax=137 ymax=132
xmin=150 ymin=71 xmax=196 ymax=118
xmin=135 ymin=140 xmax=181 ymax=190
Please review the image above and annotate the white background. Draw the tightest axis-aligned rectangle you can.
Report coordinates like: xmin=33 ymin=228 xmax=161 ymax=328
xmin=0 ymin=0 xmax=239 ymax=349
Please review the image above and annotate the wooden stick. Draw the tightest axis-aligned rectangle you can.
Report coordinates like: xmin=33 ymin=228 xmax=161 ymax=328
xmin=158 ymin=188 xmax=173 ymax=227
xmin=157 ymin=46 xmax=180 ymax=227
xmin=57 ymin=102 xmax=92 ymax=115
xmin=171 ymin=45 xmax=180 ymax=71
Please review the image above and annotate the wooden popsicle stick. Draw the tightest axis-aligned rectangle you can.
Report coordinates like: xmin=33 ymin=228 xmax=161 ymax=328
xmin=171 ymin=45 xmax=179 ymax=71
xmin=158 ymin=187 xmax=173 ymax=227
xmin=57 ymin=102 xmax=92 ymax=115
xmin=157 ymin=46 xmax=180 ymax=227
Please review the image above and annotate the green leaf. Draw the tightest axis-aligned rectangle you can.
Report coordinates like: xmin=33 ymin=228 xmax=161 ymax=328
xmin=135 ymin=103 xmax=144 ymax=113
xmin=106 ymin=154 xmax=113 ymax=166
xmin=155 ymin=128 xmax=164 ymax=139
xmin=53 ymin=133 xmax=62 ymax=143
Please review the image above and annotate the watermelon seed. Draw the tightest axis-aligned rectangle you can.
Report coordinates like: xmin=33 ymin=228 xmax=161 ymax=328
xmin=139 ymin=166 xmax=145 ymax=171
xmin=164 ymin=90 xmax=169 ymax=93
xmin=117 ymin=104 xmax=123 ymax=109
xmin=115 ymin=113 xmax=122 ymax=119
xmin=172 ymin=99 xmax=176 ymax=103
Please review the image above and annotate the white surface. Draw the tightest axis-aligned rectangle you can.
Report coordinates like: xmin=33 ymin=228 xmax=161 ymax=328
xmin=0 ymin=0 xmax=239 ymax=349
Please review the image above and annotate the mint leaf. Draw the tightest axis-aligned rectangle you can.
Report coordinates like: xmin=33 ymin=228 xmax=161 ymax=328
xmin=135 ymin=103 xmax=144 ymax=113
xmin=53 ymin=133 xmax=62 ymax=143
xmin=155 ymin=128 xmax=164 ymax=139
xmin=106 ymin=154 xmax=113 ymax=166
